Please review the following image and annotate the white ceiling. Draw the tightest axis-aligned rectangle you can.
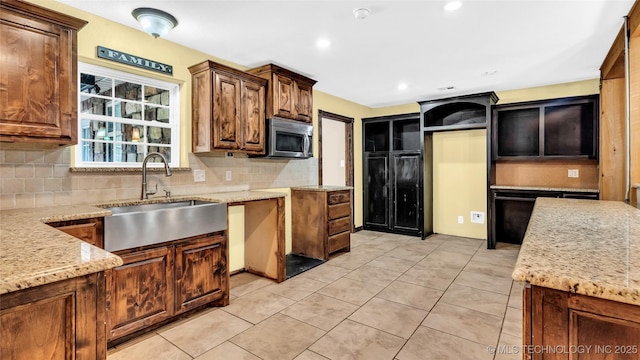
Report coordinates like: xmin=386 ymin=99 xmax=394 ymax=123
xmin=58 ymin=0 xmax=634 ymax=108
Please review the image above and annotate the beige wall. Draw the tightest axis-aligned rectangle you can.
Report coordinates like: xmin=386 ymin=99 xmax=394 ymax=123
xmin=432 ymin=130 xmax=487 ymax=239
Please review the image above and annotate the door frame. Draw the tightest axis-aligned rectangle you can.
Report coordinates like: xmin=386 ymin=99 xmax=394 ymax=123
xmin=317 ymin=110 xmax=354 ymax=188
xmin=318 ymin=110 xmax=355 ymax=231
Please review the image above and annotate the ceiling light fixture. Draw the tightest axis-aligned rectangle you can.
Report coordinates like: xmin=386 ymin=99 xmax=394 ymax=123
xmin=398 ymin=83 xmax=408 ymax=91
xmin=353 ymin=8 xmax=370 ymax=20
xmin=444 ymin=1 xmax=462 ymax=11
xmin=316 ymin=38 xmax=331 ymax=48
xmin=132 ymin=8 xmax=178 ymax=38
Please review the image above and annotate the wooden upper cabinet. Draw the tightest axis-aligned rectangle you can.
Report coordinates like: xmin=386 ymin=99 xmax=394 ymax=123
xmin=189 ymin=60 xmax=267 ymax=154
xmin=0 ymin=0 xmax=87 ymax=145
xmin=247 ymin=63 xmax=317 ymax=123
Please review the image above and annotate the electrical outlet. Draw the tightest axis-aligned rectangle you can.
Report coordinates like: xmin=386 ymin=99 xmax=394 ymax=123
xmin=193 ymin=169 xmax=205 ymax=182
xmin=457 ymin=215 xmax=464 ymax=224
xmin=471 ymin=211 xmax=485 ymax=224
xmin=568 ymin=169 xmax=579 ymax=178
xmin=225 ymin=170 xmax=232 ymax=181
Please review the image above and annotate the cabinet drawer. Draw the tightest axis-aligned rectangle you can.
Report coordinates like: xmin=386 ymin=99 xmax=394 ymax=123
xmin=328 ymin=217 xmax=351 ymax=235
xmin=328 ymin=231 xmax=350 ymax=254
xmin=328 ymin=203 xmax=351 ymax=220
xmin=327 ymin=190 xmax=350 ymax=205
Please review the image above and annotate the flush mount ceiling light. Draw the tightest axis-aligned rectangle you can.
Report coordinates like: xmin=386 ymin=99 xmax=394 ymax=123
xmin=397 ymin=83 xmax=408 ymax=91
xmin=132 ymin=8 xmax=178 ymax=38
xmin=353 ymin=8 xmax=370 ymax=20
xmin=316 ymin=38 xmax=331 ymax=48
xmin=444 ymin=1 xmax=462 ymax=11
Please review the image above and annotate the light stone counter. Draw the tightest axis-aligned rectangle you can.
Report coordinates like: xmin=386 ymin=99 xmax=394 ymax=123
xmin=491 ymin=185 xmax=599 ymax=193
xmin=1 ymin=190 xmax=286 ymax=295
xmin=512 ymin=197 xmax=640 ymax=306
xmin=0 ymin=205 xmax=123 ymax=294
xmin=291 ymin=185 xmax=353 ymax=192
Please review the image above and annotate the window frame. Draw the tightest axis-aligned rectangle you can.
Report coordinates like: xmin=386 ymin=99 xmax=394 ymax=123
xmin=76 ymin=63 xmax=181 ymax=168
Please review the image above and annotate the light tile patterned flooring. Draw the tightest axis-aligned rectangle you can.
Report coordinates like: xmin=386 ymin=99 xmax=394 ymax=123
xmin=107 ymin=231 xmax=524 ymax=360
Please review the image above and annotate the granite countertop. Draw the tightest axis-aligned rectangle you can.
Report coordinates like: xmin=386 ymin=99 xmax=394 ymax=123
xmin=491 ymin=185 xmax=599 ymax=193
xmin=291 ymin=185 xmax=353 ymax=192
xmin=96 ymin=190 xmax=287 ymax=208
xmin=512 ymin=198 xmax=640 ymax=306
xmin=1 ymin=190 xmax=286 ymax=294
xmin=0 ymin=205 xmax=123 ymax=294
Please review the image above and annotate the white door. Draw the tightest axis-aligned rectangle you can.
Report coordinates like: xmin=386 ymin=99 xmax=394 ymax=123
xmin=321 ymin=118 xmax=346 ymax=186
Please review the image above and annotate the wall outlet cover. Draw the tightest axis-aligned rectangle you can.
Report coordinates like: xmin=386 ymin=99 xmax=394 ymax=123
xmin=457 ymin=215 xmax=464 ymax=224
xmin=225 ymin=170 xmax=232 ymax=181
xmin=471 ymin=211 xmax=485 ymax=224
xmin=568 ymin=169 xmax=579 ymax=178
xmin=193 ymin=169 xmax=205 ymax=182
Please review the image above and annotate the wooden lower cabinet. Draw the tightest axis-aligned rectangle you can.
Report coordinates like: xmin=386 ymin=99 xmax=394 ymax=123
xmin=106 ymin=232 xmax=228 ymax=344
xmin=292 ymin=189 xmax=352 ymax=260
xmin=106 ymin=246 xmax=174 ymax=341
xmin=524 ymin=285 xmax=640 ymax=360
xmin=48 ymin=217 xmax=103 ymax=248
xmin=0 ymin=273 xmax=107 ymax=360
xmin=175 ymin=234 xmax=228 ymax=312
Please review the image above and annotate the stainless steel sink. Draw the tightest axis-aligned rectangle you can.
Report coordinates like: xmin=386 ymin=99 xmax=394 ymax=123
xmin=103 ymin=200 xmax=227 ymax=252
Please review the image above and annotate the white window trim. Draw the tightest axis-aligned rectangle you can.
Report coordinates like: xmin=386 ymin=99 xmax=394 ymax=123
xmin=76 ymin=63 xmax=180 ymax=168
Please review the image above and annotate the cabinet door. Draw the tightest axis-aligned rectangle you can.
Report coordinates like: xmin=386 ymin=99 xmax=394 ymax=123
xmin=0 ymin=7 xmax=78 ymax=144
xmin=192 ymin=70 xmax=213 ymax=153
xmin=240 ymin=79 xmax=265 ymax=153
xmin=273 ymin=74 xmax=294 ymax=119
xmin=175 ymin=234 xmax=226 ymax=313
xmin=392 ymin=153 xmax=421 ymax=231
xmin=106 ymin=246 xmax=174 ymax=341
xmin=364 ymin=153 xmax=389 ymax=228
xmin=50 ymin=218 xmax=103 ymax=248
xmin=294 ymin=80 xmax=313 ymax=123
xmin=213 ymin=72 xmax=241 ymax=150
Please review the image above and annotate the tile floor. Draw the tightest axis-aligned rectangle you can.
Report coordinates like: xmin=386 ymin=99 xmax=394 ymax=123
xmin=107 ymin=231 xmax=524 ymax=360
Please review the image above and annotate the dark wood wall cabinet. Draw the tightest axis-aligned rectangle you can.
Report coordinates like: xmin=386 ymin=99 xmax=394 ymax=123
xmin=189 ymin=60 xmax=267 ymax=154
xmin=492 ymin=95 xmax=599 ymax=160
xmin=247 ymin=64 xmax=317 ymax=123
xmin=106 ymin=232 xmax=227 ymax=344
xmin=524 ymin=285 xmax=640 ymax=360
xmin=419 ymin=92 xmax=499 ymax=132
xmin=0 ymin=0 xmax=87 ymax=145
xmin=291 ymin=188 xmax=352 ymax=260
xmin=490 ymin=189 xmax=598 ymax=248
xmin=363 ymin=113 xmax=423 ymax=237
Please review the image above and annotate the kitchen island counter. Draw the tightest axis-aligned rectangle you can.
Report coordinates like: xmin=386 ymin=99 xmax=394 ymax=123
xmin=513 ymin=197 xmax=640 ymax=355
xmin=512 ymin=197 xmax=640 ymax=306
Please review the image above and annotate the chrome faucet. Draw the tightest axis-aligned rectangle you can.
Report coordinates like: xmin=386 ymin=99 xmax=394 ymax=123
xmin=141 ymin=152 xmax=172 ymax=200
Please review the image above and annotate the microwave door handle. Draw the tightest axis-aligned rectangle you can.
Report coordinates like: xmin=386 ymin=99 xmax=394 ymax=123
xmin=304 ymin=135 xmax=310 ymax=156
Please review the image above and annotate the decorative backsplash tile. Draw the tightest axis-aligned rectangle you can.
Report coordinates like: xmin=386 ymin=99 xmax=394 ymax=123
xmin=0 ymin=143 xmax=318 ymax=209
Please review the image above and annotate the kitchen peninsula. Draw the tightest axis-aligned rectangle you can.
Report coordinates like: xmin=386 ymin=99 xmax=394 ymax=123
xmin=0 ymin=190 xmax=286 ymax=357
xmin=513 ymin=198 xmax=640 ymax=358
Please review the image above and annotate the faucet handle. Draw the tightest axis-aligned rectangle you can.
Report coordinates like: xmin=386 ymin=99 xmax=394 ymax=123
xmin=164 ymin=189 xmax=171 ymax=199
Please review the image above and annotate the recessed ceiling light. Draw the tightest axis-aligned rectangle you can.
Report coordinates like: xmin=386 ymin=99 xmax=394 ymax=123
xmin=444 ymin=1 xmax=462 ymax=11
xmin=316 ymin=38 xmax=331 ymax=48
xmin=398 ymin=83 xmax=408 ymax=91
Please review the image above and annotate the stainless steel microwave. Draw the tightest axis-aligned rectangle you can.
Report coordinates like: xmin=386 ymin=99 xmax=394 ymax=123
xmin=262 ymin=117 xmax=313 ymax=159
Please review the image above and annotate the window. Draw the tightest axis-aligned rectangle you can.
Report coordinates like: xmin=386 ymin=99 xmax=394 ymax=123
xmin=76 ymin=63 xmax=180 ymax=168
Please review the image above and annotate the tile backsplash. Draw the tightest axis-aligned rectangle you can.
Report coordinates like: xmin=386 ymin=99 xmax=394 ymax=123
xmin=0 ymin=143 xmax=318 ymax=210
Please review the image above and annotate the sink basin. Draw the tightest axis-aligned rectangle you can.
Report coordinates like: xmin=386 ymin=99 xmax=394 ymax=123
xmin=103 ymin=200 xmax=227 ymax=252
